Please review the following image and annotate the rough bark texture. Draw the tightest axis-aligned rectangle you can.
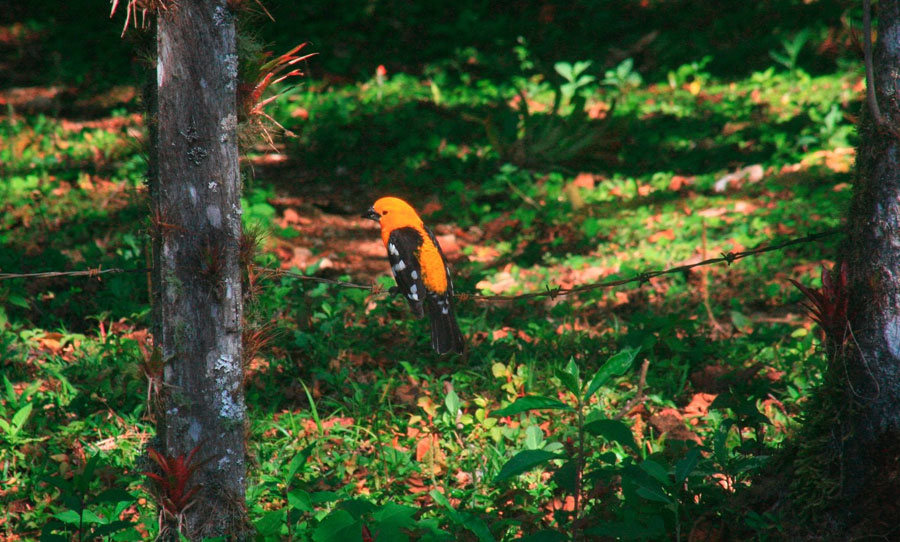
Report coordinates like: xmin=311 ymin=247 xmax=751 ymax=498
xmin=841 ymin=0 xmax=900 ymax=527
xmin=152 ymin=1 xmax=247 ymax=538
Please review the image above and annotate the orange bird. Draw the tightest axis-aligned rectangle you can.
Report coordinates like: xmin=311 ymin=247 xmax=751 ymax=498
xmin=363 ymin=197 xmax=465 ymax=354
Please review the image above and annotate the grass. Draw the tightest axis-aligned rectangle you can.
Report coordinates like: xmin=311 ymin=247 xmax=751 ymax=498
xmin=0 ymin=1 xmax=861 ymax=540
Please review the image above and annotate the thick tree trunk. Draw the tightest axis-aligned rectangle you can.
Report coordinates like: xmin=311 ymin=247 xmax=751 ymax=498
xmin=151 ymin=1 xmax=247 ymax=538
xmin=840 ymin=0 xmax=900 ymax=527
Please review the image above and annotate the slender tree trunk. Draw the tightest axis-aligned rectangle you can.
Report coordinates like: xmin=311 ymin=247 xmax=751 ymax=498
xmin=151 ymin=1 xmax=247 ymax=538
xmin=840 ymin=0 xmax=900 ymax=528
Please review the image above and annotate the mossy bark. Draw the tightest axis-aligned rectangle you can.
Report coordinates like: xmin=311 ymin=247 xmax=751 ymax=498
xmin=833 ymin=0 xmax=900 ymax=532
xmin=151 ymin=1 xmax=247 ymax=538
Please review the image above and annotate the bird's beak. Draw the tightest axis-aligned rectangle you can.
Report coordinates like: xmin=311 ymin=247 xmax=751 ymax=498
xmin=362 ymin=207 xmax=380 ymax=221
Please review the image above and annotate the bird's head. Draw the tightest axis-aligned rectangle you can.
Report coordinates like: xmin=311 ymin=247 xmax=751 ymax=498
xmin=362 ymin=197 xmax=421 ymax=227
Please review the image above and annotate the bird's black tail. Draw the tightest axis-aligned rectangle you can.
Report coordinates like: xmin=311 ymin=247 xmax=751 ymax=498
xmin=427 ymin=295 xmax=465 ymax=355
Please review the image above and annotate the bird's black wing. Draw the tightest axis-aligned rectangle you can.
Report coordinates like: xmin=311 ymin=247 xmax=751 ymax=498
xmin=386 ymin=227 xmax=426 ymax=318
xmin=423 ymin=226 xmax=465 ymax=354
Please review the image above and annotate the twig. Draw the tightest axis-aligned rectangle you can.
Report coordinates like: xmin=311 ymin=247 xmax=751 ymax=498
xmin=701 ymin=218 xmax=727 ymax=337
xmin=614 ymin=358 xmax=650 ymax=420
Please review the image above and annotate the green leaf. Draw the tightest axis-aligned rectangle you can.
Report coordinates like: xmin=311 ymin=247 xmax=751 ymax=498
xmin=311 ymin=491 xmax=339 ymax=504
xmin=462 ymin=515 xmax=497 ymax=542
xmin=491 ymin=396 xmax=573 ymax=417
xmin=287 ymin=489 xmax=314 ymax=512
xmin=675 ymin=447 xmax=701 ymax=483
xmin=554 ymin=62 xmax=574 ymax=82
xmin=550 ymin=460 xmax=577 ymax=493
xmin=92 ymin=520 xmax=137 ymax=538
xmin=636 ymin=484 xmax=672 ymax=504
xmin=53 ymin=510 xmax=82 ymax=525
xmin=79 ymin=509 xmax=103 ymax=524
xmin=445 ymin=389 xmax=460 ymax=417
xmin=730 ymin=310 xmax=753 ymax=332
xmin=516 ymin=529 xmax=567 ymax=542
xmin=311 ymin=509 xmax=361 ymax=542
xmin=556 ymin=359 xmax=580 ymax=396
xmin=586 ymin=515 xmax=665 ymax=539
xmin=90 ymin=488 xmax=134 ymax=506
xmin=372 ymin=502 xmax=416 ymax=528
xmin=584 ymin=347 xmax=639 ymax=403
xmin=287 ymin=445 xmax=314 ymax=481
xmin=338 ymin=498 xmax=376 ymax=519
xmin=11 ymin=402 xmax=32 ymax=431
xmin=640 ymin=459 xmax=672 ymax=487
xmin=8 ymin=294 xmax=29 ymax=309
xmin=524 ymin=425 xmax=544 ymax=450
xmin=254 ymin=509 xmax=285 ymax=537
xmin=3 ymin=375 xmax=15 ymax=404
xmin=583 ymin=419 xmax=638 ymax=452
xmin=429 ymin=490 xmax=462 ymax=523
xmin=495 ymin=450 xmax=563 ymax=481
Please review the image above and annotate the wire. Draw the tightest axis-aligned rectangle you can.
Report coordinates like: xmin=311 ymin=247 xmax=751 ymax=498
xmin=0 ymin=227 xmax=842 ymax=303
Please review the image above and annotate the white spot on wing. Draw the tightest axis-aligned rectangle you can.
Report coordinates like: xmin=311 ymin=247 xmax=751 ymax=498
xmin=411 ymin=270 xmax=418 ymax=279
xmin=393 ymin=260 xmax=406 ymax=272
xmin=389 ymin=243 xmax=400 ymax=256
xmin=410 ymin=284 xmax=418 ymax=295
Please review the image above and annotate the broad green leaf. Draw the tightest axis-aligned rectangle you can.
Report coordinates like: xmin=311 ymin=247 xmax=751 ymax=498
xmin=636 ymin=484 xmax=672 ymax=504
xmin=495 ymin=450 xmax=563 ymax=481
xmin=3 ymin=375 xmax=15 ymax=404
xmin=491 ymin=396 xmax=573 ymax=417
xmin=254 ymin=510 xmax=284 ymax=537
xmin=524 ymin=425 xmax=544 ymax=450
xmin=640 ymin=459 xmax=672 ymax=487
xmin=516 ymin=529 xmax=567 ymax=542
xmin=12 ymin=403 xmax=32 ymax=431
xmin=583 ymin=419 xmax=638 ymax=452
xmin=556 ymin=359 xmax=580 ymax=396
xmin=550 ymin=459 xmax=577 ymax=493
xmin=288 ymin=489 xmax=314 ymax=512
xmin=461 ymin=514 xmax=496 ymax=542
xmin=554 ymin=62 xmax=574 ymax=82
xmin=338 ymin=498 xmax=376 ymax=518
xmin=311 ymin=491 xmax=339 ymax=504
xmin=372 ymin=502 xmax=416 ymax=527
xmin=287 ymin=445 xmax=314 ymax=481
xmin=429 ymin=490 xmax=462 ymax=523
xmin=93 ymin=520 xmax=137 ymax=538
xmin=586 ymin=515 xmax=665 ymax=538
xmin=675 ymin=447 xmax=701 ymax=483
xmin=8 ymin=294 xmax=29 ymax=309
xmin=90 ymin=488 xmax=134 ymax=506
xmin=445 ymin=389 xmax=460 ymax=417
xmin=79 ymin=509 xmax=103 ymax=524
xmin=311 ymin=509 xmax=360 ymax=542
xmin=53 ymin=510 xmax=82 ymax=525
xmin=584 ymin=347 xmax=639 ymax=403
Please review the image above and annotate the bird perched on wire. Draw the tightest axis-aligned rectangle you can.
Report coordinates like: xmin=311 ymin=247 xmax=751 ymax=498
xmin=363 ymin=197 xmax=465 ymax=354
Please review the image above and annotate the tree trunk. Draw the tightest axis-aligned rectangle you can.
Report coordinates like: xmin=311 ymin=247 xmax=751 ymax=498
xmin=840 ymin=0 xmax=900 ymax=528
xmin=151 ymin=1 xmax=247 ymax=538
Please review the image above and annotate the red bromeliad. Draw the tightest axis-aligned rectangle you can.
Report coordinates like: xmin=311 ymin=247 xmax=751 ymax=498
xmin=143 ymin=444 xmax=212 ymax=519
xmin=789 ymin=262 xmax=850 ymax=345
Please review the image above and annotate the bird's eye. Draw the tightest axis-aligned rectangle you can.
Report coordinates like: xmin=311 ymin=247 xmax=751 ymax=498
xmin=382 ymin=211 xmax=389 ymax=216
